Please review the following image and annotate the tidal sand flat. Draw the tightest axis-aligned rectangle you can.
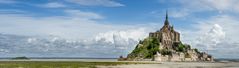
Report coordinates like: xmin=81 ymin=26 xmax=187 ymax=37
xmin=98 ymin=62 xmax=239 ymax=68
xmin=0 ymin=59 xmax=239 ymax=68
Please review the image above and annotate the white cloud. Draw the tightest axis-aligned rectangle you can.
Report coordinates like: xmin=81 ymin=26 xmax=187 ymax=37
xmin=194 ymin=24 xmax=239 ymax=58
xmin=196 ymin=24 xmax=225 ymax=50
xmin=93 ymin=28 xmax=150 ymax=54
xmin=0 ymin=28 xmax=150 ymax=57
xmin=194 ymin=15 xmax=239 ymax=41
xmin=65 ymin=0 xmax=124 ymax=7
xmin=0 ymin=9 xmax=109 ymax=40
xmin=42 ymin=2 xmax=66 ymax=8
xmin=95 ymin=28 xmax=148 ymax=43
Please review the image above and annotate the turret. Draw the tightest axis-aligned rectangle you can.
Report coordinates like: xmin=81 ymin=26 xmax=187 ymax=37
xmin=171 ymin=25 xmax=174 ymax=31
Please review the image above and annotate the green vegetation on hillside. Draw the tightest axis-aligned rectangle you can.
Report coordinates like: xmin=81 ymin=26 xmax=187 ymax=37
xmin=146 ymin=37 xmax=160 ymax=58
xmin=127 ymin=37 xmax=200 ymax=60
xmin=128 ymin=37 xmax=160 ymax=59
xmin=174 ymin=42 xmax=193 ymax=53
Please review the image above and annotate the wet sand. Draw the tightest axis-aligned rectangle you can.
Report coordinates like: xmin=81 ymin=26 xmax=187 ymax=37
xmin=98 ymin=62 xmax=239 ymax=68
xmin=1 ymin=59 xmax=239 ymax=68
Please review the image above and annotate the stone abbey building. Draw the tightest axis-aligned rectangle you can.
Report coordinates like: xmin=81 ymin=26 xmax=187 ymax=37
xmin=149 ymin=12 xmax=180 ymax=50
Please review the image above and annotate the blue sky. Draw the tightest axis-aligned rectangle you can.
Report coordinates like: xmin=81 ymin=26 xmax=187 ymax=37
xmin=0 ymin=0 xmax=199 ymax=25
xmin=0 ymin=0 xmax=239 ymax=58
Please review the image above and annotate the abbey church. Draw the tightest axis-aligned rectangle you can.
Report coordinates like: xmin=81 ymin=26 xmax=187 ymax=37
xmin=149 ymin=12 xmax=180 ymax=50
xmin=119 ymin=11 xmax=214 ymax=62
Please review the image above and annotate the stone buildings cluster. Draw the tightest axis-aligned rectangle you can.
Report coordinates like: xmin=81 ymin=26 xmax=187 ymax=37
xmin=151 ymin=12 xmax=213 ymax=62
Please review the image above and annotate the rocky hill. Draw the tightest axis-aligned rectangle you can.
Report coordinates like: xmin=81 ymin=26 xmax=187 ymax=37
xmin=119 ymin=12 xmax=213 ymax=62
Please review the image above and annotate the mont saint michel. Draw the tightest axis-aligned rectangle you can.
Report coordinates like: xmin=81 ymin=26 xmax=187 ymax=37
xmin=2 ymin=0 xmax=239 ymax=68
xmin=119 ymin=12 xmax=214 ymax=62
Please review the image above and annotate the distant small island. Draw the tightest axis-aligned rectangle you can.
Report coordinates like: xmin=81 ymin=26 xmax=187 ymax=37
xmin=119 ymin=11 xmax=213 ymax=62
xmin=12 ymin=56 xmax=30 ymax=60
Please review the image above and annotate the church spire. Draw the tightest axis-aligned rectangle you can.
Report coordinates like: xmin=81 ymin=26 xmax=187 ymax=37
xmin=166 ymin=10 xmax=168 ymax=20
xmin=164 ymin=10 xmax=169 ymax=25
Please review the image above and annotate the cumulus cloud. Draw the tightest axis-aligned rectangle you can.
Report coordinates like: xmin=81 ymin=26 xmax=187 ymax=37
xmin=94 ymin=28 xmax=150 ymax=50
xmin=95 ymin=28 xmax=148 ymax=44
xmin=65 ymin=0 xmax=124 ymax=7
xmin=0 ymin=28 xmax=150 ymax=58
xmin=194 ymin=24 xmax=239 ymax=58
xmin=195 ymin=24 xmax=225 ymax=50
xmin=181 ymin=15 xmax=239 ymax=58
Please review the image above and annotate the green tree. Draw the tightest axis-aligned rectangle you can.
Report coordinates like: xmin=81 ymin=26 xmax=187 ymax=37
xmin=146 ymin=37 xmax=160 ymax=58
xmin=177 ymin=43 xmax=186 ymax=52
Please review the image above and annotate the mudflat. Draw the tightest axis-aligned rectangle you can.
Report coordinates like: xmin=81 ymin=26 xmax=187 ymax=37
xmin=98 ymin=62 xmax=239 ymax=68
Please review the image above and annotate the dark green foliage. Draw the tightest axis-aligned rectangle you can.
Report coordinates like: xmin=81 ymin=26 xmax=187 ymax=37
xmin=160 ymin=49 xmax=171 ymax=55
xmin=194 ymin=48 xmax=199 ymax=53
xmin=132 ymin=45 xmax=144 ymax=54
xmin=176 ymin=42 xmax=186 ymax=52
xmin=146 ymin=37 xmax=160 ymax=58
